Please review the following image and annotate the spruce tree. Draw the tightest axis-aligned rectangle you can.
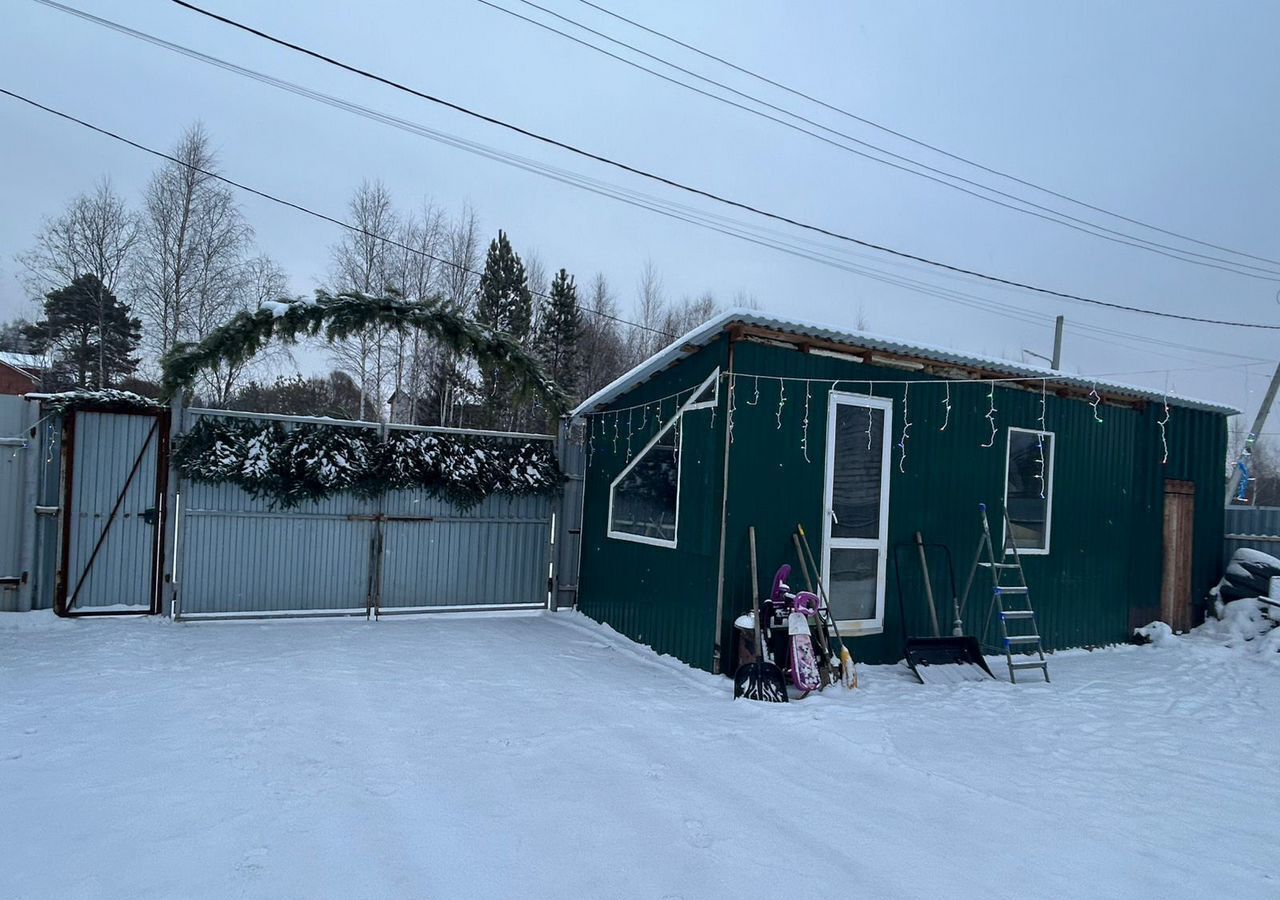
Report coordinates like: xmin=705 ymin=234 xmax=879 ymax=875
xmin=26 ymin=274 xmax=142 ymax=389
xmin=474 ymin=231 xmax=534 ymax=426
xmin=534 ymin=268 xmax=583 ymax=405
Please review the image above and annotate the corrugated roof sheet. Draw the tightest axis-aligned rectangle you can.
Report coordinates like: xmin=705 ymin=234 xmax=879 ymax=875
xmin=0 ymin=352 xmax=44 ymax=373
xmin=572 ymin=308 xmax=1240 ymax=417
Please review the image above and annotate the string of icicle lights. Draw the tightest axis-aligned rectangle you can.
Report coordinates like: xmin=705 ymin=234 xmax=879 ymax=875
xmin=579 ymin=370 xmax=1173 ymax=473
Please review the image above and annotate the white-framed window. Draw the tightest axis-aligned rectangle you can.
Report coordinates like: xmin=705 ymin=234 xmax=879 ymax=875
xmin=1003 ymin=427 xmax=1055 ymax=555
xmin=607 ymin=368 xmax=719 ymax=549
xmin=821 ymin=392 xmax=893 ymax=636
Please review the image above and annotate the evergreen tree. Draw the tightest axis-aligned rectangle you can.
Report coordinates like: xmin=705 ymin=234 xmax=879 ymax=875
xmin=534 ymin=268 xmax=583 ymax=405
xmin=473 ymin=231 xmax=534 ymax=426
xmin=25 ymin=274 xmax=142 ymax=389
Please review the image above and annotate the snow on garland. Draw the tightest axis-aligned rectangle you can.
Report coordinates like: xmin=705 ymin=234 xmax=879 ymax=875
xmin=41 ymin=389 xmax=163 ymax=415
xmin=173 ymin=417 xmax=562 ymax=509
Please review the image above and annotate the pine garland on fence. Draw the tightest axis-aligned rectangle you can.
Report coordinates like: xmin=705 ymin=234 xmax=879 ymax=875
xmin=173 ymin=416 xmax=562 ymax=509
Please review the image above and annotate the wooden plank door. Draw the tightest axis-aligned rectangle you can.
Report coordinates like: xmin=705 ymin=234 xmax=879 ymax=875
xmin=1160 ymin=480 xmax=1196 ymax=632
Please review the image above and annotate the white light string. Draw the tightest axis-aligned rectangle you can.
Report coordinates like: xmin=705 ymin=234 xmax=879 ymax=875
xmin=898 ymin=381 xmax=911 ymax=473
xmin=982 ymin=383 xmax=997 ymax=448
xmin=727 ymin=373 xmax=737 ymax=445
xmin=1036 ymin=378 xmax=1047 ymax=499
xmin=801 ymin=380 xmax=811 ymax=463
xmin=1159 ymin=380 xmax=1171 ymax=464
xmin=866 ymin=382 xmax=874 ymax=451
xmin=580 ymin=367 xmax=1180 ymax=468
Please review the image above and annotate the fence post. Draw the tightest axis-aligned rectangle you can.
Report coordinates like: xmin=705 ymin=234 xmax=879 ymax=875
xmin=552 ymin=416 xmax=586 ymax=611
xmin=15 ymin=396 xmax=39 ymax=612
xmin=160 ymin=391 xmax=185 ymax=619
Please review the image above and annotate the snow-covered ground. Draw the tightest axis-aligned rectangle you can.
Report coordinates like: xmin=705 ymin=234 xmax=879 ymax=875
xmin=2 ymin=609 xmax=1276 ymax=899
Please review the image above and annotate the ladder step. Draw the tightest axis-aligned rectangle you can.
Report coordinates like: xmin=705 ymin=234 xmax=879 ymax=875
xmin=995 ymin=586 xmax=1028 ymax=594
xmin=1009 ymin=660 xmax=1048 ymax=670
xmin=1005 ymin=635 xmax=1042 ymax=644
xmin=979 ymin=562 xmax=1020 ymax=569
xmin=1000 ymin=610 xmax=1035 ymax=619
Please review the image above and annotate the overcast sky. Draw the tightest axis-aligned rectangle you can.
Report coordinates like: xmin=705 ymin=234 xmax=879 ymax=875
xmin=2 ymin=1 xmax=1278 ymax=427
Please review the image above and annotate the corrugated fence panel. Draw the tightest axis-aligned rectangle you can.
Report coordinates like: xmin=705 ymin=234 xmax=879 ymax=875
xmin=176 ymin=411 xmax=554 ymax=617
xmin=0 ymin=396 xmax=29 ymax=610
xmin=65 ymin=412 xmax=159 ymax=610
xmin=1224 ymin=506 xmax=1280 ymax=563
xmin=379 ymin=491 xmax=552 ymax=609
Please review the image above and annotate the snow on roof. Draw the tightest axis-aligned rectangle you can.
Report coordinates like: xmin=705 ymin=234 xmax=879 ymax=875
xmin=0 ymin=351 xmax=45 ymax=374
xmin=571 ymin=308 xmax=1239 ymax=417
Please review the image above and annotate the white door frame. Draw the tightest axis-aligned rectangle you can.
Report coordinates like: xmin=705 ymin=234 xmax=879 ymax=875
xmin=821 ymin=392 xmax=893 ymax=635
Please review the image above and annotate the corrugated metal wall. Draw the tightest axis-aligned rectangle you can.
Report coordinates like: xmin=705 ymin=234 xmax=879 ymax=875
xmin=0 ymin=397 xmax=62 ymax=613
xmin=1223 ymin=506 xmax=1280 ymax=562
xmin=0 ymin=396 xmax=31 ymax=610
xmin=176 ymin=411 xmax=554 ymax=617
xmin=577 ymin=335 xmax=1231 ymax=672
xmin=724 ymin=340 xmax=1228 ymax=666
xmin=577 ymin=338 xmax=728 ymax=671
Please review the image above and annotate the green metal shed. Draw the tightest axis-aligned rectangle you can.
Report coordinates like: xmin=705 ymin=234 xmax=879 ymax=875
xmin=572 ymin=310 xmax=1233 ymax=675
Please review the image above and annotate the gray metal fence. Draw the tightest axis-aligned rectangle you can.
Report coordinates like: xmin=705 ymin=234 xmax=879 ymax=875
xmin=1224 ymin=506 xmax=1280 ymax=563
xmin=0 ymin=396 xmax=31 ymax=610
xmin=174 ymin=408 xmax=555 ymax=619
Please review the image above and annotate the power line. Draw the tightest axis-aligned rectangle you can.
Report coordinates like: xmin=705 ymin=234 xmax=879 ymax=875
xmin=14 ymin=6 xmax=1273 ymax=375
xmin=0 ymin=87 xmax=672 ymax=338
xmin=16 ymin=4 xmax=1275 ymax=374
xmin=573 ymin=0 xmax=1280 ymax=272
xmin=163 ymin=0 xmax=1280 ymax=331
xmin=479 ymin=0 xmax=1280 ymax=282
xmin=3 ymin=88 xmax=1250 ymax=391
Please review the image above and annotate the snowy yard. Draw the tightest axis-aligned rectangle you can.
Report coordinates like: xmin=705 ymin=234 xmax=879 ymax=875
xmin=2 ymin=610 xmax=1277 ymax=900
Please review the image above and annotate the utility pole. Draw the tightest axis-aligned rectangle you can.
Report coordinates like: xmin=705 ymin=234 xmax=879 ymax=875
xmin=1051 ymin=315 xmax=1064 ymax=370
xmin=1226 ymin=360 xmax=1280 ymax=504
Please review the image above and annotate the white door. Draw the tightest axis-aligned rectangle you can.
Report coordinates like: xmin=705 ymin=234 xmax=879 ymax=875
xmin=821 ymin=392 xmax=892 ymax=635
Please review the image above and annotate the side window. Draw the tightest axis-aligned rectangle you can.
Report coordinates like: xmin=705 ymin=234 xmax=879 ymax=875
xmin=608 ymin=419 xmax=680 ymax=546
xmin=606 ymin=367 xmax=719 ymax=549
xmin=1004 ymin=427 xmax=1054 ymax=553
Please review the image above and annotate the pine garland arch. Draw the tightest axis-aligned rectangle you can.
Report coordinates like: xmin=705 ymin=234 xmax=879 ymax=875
xmin=159 ymin=290 xmax=568 ymax=413
xmin=161 ymin=291 xmax=568 ymax=508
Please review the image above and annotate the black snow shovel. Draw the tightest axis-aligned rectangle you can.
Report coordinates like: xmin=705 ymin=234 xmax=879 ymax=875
xmin=734 ymin=526 xmax=788 ymax=703
xmin=893 ymin=533 xmax=993 ymax=684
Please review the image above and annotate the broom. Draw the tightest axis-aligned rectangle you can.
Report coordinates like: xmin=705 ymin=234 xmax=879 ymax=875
xmin=797 ymin=523 xmax=858 ymax=689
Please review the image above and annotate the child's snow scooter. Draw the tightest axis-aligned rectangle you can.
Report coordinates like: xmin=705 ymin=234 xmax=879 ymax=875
xmin=769 ymin=565 xmax=823 ymax=694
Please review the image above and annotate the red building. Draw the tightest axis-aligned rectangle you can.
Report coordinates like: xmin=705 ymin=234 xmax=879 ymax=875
xmin=0 ymin=353 xmax=43 ymax=395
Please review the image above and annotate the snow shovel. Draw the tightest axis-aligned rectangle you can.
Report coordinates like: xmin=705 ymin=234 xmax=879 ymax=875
xmin=893 ymin=533 xmax=993 ymax=684
xmin=734 ymin=527 xmax=788 ymax=703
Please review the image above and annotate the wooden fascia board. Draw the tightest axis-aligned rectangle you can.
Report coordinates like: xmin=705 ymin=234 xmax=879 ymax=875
xmin=726 ymin=323 xmax=1145 ymax=410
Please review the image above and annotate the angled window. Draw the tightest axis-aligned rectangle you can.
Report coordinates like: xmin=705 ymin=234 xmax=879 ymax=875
xmin=609 ymin=418 xmax=680 ymax=546
xmin=607 ymin=368 xmax=719 ymax=549
xmin=1004 ymin=427 xmax=1055 ymax=554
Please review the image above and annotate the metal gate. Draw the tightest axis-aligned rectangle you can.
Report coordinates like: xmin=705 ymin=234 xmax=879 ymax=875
xmin=57 ymin=408 xmax=169 ymax=615
xmin=173 ymin=409 xmax=555 ymax=619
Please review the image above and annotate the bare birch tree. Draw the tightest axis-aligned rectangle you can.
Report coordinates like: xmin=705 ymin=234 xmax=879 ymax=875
xmin=630 ymin=258 xmax=667 ymax=366
xmin=133 ymin=124 xmax=253 ymax=365
xmin=428 ymin=205 xmax=482 ymax=426
xmin=579 ymin=272 xmax=627 ymax=398
xmin=327 ymin=179 xmax=399 ymax=420
xmin=388 ymin=200 xmax=445 ymax=423
xmin=197 ymin=254 xmax=290 ymax=406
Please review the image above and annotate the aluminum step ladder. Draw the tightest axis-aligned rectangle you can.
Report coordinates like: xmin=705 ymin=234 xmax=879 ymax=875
xmin=966 ymin=503 xmax=1050 ymax=684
